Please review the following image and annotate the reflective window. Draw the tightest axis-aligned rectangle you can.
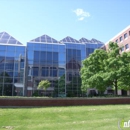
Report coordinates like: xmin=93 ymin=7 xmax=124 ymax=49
xmin=5 ymin=63 xmax=14 ymax=70
xmin=32 ymin=67 xmax=39 ymax=76
xmin=5 ymin=71 xmax=14 ymax=77
xmin=125 ymin=44 xmax=129 ymax=49
xmin=59 ymin=53 xmax=65 ymax=62
xmin=47 ymin=52 xmax=52 ymax=65
xmin=14 ymin=63 xmax=18 ymax=71
xmin=41 ymin=44 xmax=46 ymax=49
xmin=124 ymin=33 xmax=127 ymax=39
xmin=0 ymin=45 xmax=6 ymax=51
xmin=41 ymin=67 xmax=49 ymax=76
xmin=120 ymin=36 xmax=123 ymax=42
xmin=27 ymin=43 xmax=34 ymax=50
xmin=7 ymin=46 xmax=15 ymax=51
xmin=53 ymin=45 xmax=58 ymax=51
xmin=6 ymin=51 xmax=15 ymax=57
xmin=58 ymin=68 xmax=65 ymax=77
xmin=14 ymin=78 xmax=23 ymax=83
xmin=0 ymin=51 xmax=5 ymax=56
xmin=68 ymin=73 xmax=72 ymax=81
xmin=15 ymin=51 xmax=25 ymax=57
xmin=47 ymin=44 xmax=52 ymax=48
xmin=53 ymin=52 xmax=58 ymax=62
xmin=50 ymin=67 xmax=57 ymax=77
xmin=28 ymin=51 xmax=33 ymax=60
xmin=16 ymin=46 xmax=25 ymax=52
xmin=59 ymin=45 xmax=65 ymax=52
xmin=14 ymin=72 xmax=19 ymax=77
xmin=34 ymin=51 xmax=40 ymax=64
xmin=40 ymin=51 xmax=46 ymax=64
xmin=20 ymin=61 xmax=24 ymax=68
xmin=28 ymin=60 xmax=33 ymax=64
xmin=34 ymin=44 xmax=41 ymax=51
xmin=0 ymin=63 xmax=5 ymax=69
xmin=86 ymin=48 xmax=95 ymax=57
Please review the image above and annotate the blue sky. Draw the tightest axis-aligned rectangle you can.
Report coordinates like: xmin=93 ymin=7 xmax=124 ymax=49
xmin=0 ymin=0 xmax=130 ymax=45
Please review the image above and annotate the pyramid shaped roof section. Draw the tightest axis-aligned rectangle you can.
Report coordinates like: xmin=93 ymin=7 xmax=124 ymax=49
xmin=60 ymin=36 xmax=80 ymax=43
xmin=90 ymin=38 xmax=104 ymax=44
xmin=0 ymin=32 xmax=23 ymax=45
xmin=30 ymin=34 xmax=59 ymax=43
xmin=79 ymin=37 xmax=91 ymax=43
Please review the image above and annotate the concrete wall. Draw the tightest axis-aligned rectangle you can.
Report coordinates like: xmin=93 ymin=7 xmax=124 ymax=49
xmin=0 ymin=97 xmax=130 ymax=107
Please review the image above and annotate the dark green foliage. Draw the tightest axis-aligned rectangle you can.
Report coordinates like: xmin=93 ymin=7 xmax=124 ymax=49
xmin=53 ymin=75 xmax=66 ymax=97
xmin=81 ymin=42 xmax=130 ymax=95
xmin=0 ymin=72 xmax=16 ymax=96
xmin=66 ymin=76 xmax=82 ymax=97
xmin=53 ymin=75 xmax=82 ymax=97
xmin=32 ymin=91 xmax=40 ymax=97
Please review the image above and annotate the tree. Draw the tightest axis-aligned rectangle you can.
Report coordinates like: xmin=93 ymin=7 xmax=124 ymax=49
xmin=81 ymin=42 xmax=130 ymax=96
xmin=37 ymin=80 xmax=50 ymax=96
xmin=104 ymin=42 xmax=130 ymax=95
xmin=81 ymin=49 xmax=108 ymax=95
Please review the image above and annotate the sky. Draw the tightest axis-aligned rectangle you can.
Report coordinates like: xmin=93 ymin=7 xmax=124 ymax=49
xmin=0 ymin=0 xmax=130 ymax=45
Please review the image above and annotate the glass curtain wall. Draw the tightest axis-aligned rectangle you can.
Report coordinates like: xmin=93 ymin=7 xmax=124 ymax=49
xmin=65 ymin=43 xmax=86 ymax=97
xmin=0 ymin=45 xmax=26 ymax=96
xmin=27 ymin=43 xmax=66 ymax=97
xmin=86 ymin=43 xmax=103 ymax=57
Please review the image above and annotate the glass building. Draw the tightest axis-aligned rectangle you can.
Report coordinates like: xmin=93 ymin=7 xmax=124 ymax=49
xmin=26 ymin=35 xmax=103 ymax=97
xmin=0 ymin=32 xmax=103 ymax=97
xmin=0 ymin=32 xmax=26 ymax=96
xmin=27 ymin=35 xmax=66 ymax=96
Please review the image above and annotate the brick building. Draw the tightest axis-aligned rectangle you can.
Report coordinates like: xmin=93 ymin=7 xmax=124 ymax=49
xmin=104 ymin=25 xmax=130 ymax=52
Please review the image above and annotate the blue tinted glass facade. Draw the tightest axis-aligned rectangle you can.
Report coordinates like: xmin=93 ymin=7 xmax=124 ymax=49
xmin=65 ymin=43 xmax=86 ymax=97
xmin=26 ymin=40 xmax=103 ymax=97
xmin=0 ymin=32 xmax=104 ymax=97
xmin=27 ymin=42 xmax=66 ymax=96
xmin=0 ymin=44 xmax=26 ymax=96
xmin=86 ymin=43 xmax=99 ymax=57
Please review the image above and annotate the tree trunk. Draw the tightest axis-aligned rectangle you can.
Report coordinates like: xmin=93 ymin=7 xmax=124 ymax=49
xmin=114 ymin=80 xmax=118 ymax=96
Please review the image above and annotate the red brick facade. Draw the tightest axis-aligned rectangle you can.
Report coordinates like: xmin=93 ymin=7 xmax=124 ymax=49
xmin=104 ymin=25 xmax=130 ymax=52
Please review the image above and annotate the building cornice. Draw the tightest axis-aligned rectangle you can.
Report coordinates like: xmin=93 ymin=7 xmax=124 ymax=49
xmin=105 ymin=25 xmax=130 ymax=45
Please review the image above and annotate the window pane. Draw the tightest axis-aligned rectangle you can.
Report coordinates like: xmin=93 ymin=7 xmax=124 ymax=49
xmin=0 ymin=51 xmax=5 ymax=56
xmin=125 ymin=44 xmax=129 ymax=49
xmin=0 ymin=45 xmax=6 ymax=51
xmin=16 ymin=46 xmax=25 ymax=52
xmin=7 ymin=46 xmax=15 ymax=51
xmin=41 ymin=67 xmax=49 ymax=76
xmin=32 ymin=67 xmax=39 ymax=76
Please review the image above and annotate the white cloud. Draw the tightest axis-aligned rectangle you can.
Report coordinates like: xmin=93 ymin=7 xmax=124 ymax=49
xmin=73 ymin=8 xmax=90 ymax=21
xmin=78 ymin=17 xmax=84 ymax=21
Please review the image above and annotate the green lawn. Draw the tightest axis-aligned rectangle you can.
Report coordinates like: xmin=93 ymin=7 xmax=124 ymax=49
xmin=0 ymin=105 xmax=130 ymax=130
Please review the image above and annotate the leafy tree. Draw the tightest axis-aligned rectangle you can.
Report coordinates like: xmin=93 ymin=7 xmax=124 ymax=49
xmin=81 ymin=42 xmax=130 ymax=96
xmin=37 ymin=80 xmax=50 ymax=91
xmin=104 ymin=42 xmax=130 ymax=95
xmin=53 ymin=75 xmax=66 ymax=97
xmin=81 ymin=49 xmax=108 ymax=94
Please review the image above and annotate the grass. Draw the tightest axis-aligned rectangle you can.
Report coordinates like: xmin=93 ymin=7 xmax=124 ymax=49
xmin=0 ymin=105 xmax=130 ymax=130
